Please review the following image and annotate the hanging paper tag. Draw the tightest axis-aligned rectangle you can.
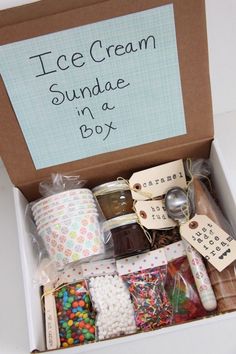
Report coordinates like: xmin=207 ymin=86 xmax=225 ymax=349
xmin=116 ymin=248 xmax=167 ymax=275
xmin=129 ymin=159 xmax=187 ymax=200
xmin=180 ymin=214 xmax=236 ymax=272
xmin=135 ymin=200 xmax=176 ymax=229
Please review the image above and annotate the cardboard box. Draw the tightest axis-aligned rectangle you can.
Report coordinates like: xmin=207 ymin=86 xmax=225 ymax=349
xmin=1 ymin=0 xmax=236 ymax=353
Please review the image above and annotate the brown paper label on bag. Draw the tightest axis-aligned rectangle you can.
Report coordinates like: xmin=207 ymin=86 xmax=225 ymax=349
xmin=135 ymin=200 xmax=177 ymax=229
xmin=180 ymin=214 xmax=236 ymax=272
xmin=129 ymin=159 xmax=187 ymax=200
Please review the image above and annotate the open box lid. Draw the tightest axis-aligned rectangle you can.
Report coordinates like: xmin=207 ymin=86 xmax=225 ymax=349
xmin=0 ymin=0 xmax=213 ymax=201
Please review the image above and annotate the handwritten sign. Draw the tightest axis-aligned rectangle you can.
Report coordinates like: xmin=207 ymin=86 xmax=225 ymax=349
xmin=0 ymin=4 xmax=186 ymax=169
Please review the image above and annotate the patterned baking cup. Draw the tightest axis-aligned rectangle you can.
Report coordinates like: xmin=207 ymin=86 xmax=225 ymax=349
xmin=32 ymin=189 xmax=93 ymax=214
xmin=35 ymin=206 xmax=98 ymax=228
xmin=39 ymin=214 xmax=104 ymax=270
xmin=37 ymin=211 xmax=99 ymax=235
xmin=33 ymin=198 xmax=97 ymax=221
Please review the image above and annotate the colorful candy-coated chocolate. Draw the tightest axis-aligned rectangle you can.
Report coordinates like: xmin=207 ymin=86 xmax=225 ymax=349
xmin=55 ymin=281 xmax=96 ymax=348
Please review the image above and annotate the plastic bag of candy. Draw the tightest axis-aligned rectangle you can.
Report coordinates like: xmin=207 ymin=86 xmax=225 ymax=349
xmin=54 ymin=264 xmax=96 ymax=348
xmin=117 ymin=249 xmax=173 ymax=332
xmin=83 ymin=259 xmax=136 ymax=340
xmin=164 ymin=241 xmax=208 ymax=324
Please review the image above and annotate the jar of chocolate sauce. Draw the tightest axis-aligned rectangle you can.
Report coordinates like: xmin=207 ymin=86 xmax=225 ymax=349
xmin=104 ymin=214 xmax=150 ymax=259
xmin=92 ymin=180 xmax=133 ymax=220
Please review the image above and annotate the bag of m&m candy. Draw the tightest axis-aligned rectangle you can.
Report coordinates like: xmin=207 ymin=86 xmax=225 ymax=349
xmin=53 ymin=262 xmax=96 ymax=349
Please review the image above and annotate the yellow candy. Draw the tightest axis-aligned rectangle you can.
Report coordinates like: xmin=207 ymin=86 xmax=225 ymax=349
xmin=83 ymin=313 xmax=88 ymax=319
xmin=62 ymin=342 xmax=69 ymax=348
xmin=68 ymin=338 xmax=74 ymax=345
xmin=68 ymin=320 xmax=73 ymax=326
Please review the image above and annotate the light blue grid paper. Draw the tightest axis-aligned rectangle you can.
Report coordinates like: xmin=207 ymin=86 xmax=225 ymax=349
xmin=0 ymin=4 xmax=186 ymax=169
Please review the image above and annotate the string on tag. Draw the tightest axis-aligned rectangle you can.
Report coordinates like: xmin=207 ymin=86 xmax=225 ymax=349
xmin=132 ymin=201 xmax=153 ymax=244
xmin=117 ymin=177 xmax=153 ymax=200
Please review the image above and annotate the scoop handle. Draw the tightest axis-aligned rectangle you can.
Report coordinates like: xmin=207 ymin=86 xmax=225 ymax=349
xmin=182 ymin=238 xmax=217 ymax=311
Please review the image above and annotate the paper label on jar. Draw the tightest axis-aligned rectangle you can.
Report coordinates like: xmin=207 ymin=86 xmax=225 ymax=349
xmin=180 ymin=214 xmax=236 ymax=272
xmin=129 ymin=159 xmax=187 ymax=200
xmin=135 ymin=200 xmax=176 ymax=229
xmin=116 ymin=248 xmax=167 ymax=275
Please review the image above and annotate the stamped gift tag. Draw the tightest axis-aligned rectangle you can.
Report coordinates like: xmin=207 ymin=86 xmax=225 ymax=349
xmin=129 ymin=159 xmax=187 ymax=200
xmin=180 ymin=214 xmax=236 ymax=272
xmin=135 ymin=200 xmax=176 ymax=229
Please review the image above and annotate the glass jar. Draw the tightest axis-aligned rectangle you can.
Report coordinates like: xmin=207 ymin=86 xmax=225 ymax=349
xmin=104 ymin=214 xmax=150 ymax=259
xmin=92 ymin=180 xmax=133 ymax=220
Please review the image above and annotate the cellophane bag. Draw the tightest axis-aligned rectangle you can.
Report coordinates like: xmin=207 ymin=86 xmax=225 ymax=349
xmin=165 ymin=241 xmax=208 ymax=324
xmin=83 ymin=259 xmax=136 ymax=340
xmin=28 ymin=173 xmax=110 ymax=271
xmin=186 ymin=158 xmax=236 ymax=313
xmin=117 ymin=249 xmax=173 ymax=332
xmin=54 ymin=263 xmax=96 ymax=348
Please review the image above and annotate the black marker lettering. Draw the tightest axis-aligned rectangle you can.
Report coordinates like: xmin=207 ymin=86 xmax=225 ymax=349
xmin=57 ymin=55 xmax=69 ymax=71
xmin=80 ymin=125 xmax=93 ymax=139
xmin=90 ymin=40 xmax=105 ymax=63
xmin=103 ymin=122 xmax=117 ymax=141
xmin=49 ymin=83 xmax=65 ymax=105
xmin=29 ymin=51 xmax=57 ymax=77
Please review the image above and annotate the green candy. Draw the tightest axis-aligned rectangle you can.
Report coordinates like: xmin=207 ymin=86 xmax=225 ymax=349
xmin=85 ymin=333 xmax=91 ymax=340
xmin=62 ymin=322 xmax=68 ymax=329
xmin=89 ymin=319 xmax=95 ymax=325
xmin=90 ymin=333 xmax=95 ymax=340
xmin=84 ymin=295 xmax=90 ymax=304
xmin=84 ymin=318 xmax=90 ymax=323
xmin=82 ymin=328 xmax=88 ymax=334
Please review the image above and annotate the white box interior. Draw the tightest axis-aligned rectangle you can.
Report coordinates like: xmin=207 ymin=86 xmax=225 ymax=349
xmin=13 ymin=139 xmax=236 ymax=354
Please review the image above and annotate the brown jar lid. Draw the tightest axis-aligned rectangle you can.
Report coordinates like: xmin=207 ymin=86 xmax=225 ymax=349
xmin=92 ymin=180 xmax=130 ymax=196
xmin=103 ymin=213 xmax=139 ymax=231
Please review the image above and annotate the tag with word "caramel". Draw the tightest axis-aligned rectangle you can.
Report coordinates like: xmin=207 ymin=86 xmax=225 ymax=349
xmin=135 ymin=200 xmax=177 ymax=229
xmin=129 ymin=159 xmax=187 ymax=200
xmin=180 ymin=214 xmax=236 ymax=272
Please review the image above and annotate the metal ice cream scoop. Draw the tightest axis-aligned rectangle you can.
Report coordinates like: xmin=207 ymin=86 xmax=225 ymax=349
xmin=165 ymin=186 xmax=193 ymax=223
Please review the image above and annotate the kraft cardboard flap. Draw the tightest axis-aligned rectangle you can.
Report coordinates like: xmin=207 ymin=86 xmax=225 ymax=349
xmin=0 ymin=0 xmax=213 ymax=194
